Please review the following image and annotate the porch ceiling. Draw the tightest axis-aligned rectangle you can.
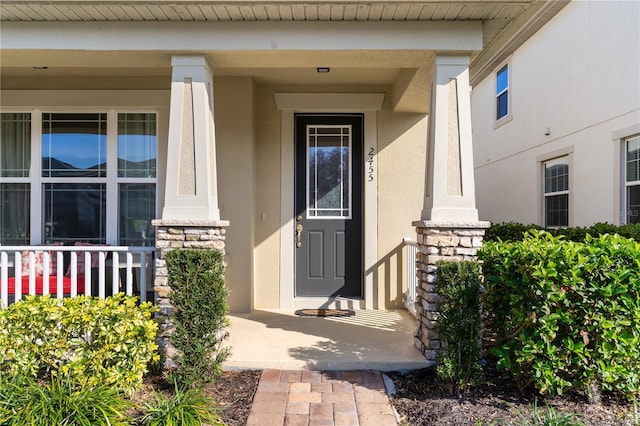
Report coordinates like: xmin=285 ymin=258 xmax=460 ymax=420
xmin=0 ymin=1 xmax=569 ymax=111
xmin=1 ymin=1 xmax=535 ymax=27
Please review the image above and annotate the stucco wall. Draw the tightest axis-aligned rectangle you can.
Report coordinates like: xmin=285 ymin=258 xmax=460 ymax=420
xmin=376 ymin=110 xmax=427 ymax=308
xmin=472 ymin=0 xmax=640 ymax=226
xmin=214 ymin=76 xmax=255 ymax=313
xmin=252 ymin=84 xmax=283 ymax=310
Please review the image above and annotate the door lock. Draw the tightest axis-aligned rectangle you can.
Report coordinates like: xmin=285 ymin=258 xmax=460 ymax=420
xmin=296 ymin=224 xmax=303 ymax=248
xmin=296 ymin=215 xmax=303 ymax=221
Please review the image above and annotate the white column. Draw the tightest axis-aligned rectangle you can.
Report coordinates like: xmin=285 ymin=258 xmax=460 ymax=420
xmin=421 ymin=55 xmax=479 ymax=223
xmin=162 ymin=55 xmax=220 ymax=221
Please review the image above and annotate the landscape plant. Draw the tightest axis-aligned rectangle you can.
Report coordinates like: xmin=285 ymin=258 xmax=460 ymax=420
xmin=0 ymin=294 xmax=159 ymax=393
xmin=484 ymin=221 xmax=640 ymax=242
xmin=141 ymin=380 xmax=223 ymax=426
xmin=480 ymin=231 xmax=640 ymax=400
xmin=435 ymin=260 xmax=484 ymax=394
xmin=513 ymin=399 xmax=586 ymax=426
xmin=166 ymin=249 xmax=230 ymax=388
xmin=0 ymin=374 xmax=133 ymax=426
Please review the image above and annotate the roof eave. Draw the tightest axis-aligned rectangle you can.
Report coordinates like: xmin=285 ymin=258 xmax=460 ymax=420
xmin=469 ymin=0 xmax=570 ymax=86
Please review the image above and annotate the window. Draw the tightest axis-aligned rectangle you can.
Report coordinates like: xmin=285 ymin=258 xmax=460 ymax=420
xmin=543 ymin=157 xmax=569 ymax=227
xmin=496 ymin=64 xmax=509 ymax=121
xmin=0 ymin=111 xmax=157 ymax=246
xmin=1 ymin=113 xmax=31 ymax=245
xmin=626 ymin=136 xmax=640 ymax=224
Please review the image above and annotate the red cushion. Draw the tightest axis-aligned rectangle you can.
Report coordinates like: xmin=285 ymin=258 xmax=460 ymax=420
xmin=6 ymin=276 xmax=86 ymax=295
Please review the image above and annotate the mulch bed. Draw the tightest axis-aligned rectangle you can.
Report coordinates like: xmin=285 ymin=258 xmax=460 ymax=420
xmin=386 ymin=366 xmax=637 ymax=426
xmin=204 ymin=370 xmax=261 ymax=426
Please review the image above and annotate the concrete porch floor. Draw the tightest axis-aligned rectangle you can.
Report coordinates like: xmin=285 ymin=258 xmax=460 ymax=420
xmin=223 ymin=309 xmax=430 ymax=371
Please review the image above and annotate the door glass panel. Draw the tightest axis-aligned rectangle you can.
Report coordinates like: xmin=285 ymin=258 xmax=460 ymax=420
xmin=42 ymin=113 xmax=107 ymax=177
xmin=307 ymin=125 xmax=351 ymax=218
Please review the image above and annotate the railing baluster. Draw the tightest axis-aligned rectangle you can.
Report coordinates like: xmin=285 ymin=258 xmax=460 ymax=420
xmin=55 ymin=251 xmax=64 ymax=298
xmin=15 ymin=252 xmax=22 ymax=302
xmin=1 ymin=252 xmax=8 ymax=307
xmin=112 ymin=252 xmax=119 ymax=295
xmin=43 ymin=251 xmax=50 ymax=296
xmin=28 ymin=252 xmax=36 ymax=296
xmin=139 ymin=252 xmax=147 ymax=302
xmin=66 ymin=252 xmax=76 ymax=300
xmin=125 ymin=252 xmax=133 ymax=296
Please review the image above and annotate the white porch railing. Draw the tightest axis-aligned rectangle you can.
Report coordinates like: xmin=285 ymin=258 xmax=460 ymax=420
xmin=0 ymin=246 xmax=155 ymax=307
xmin=403 ymin=237 xmax=418 ymax=316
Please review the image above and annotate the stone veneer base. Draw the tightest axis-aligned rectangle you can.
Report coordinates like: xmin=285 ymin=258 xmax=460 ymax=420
xmin=152 ymin=219 xmax=229 ymax=368
xmin=413 ymin=221 xmax=490 ymax=362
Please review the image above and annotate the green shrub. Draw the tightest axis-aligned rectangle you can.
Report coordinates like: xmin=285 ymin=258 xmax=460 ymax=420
xmin=485 ymin=221 xmax=640 ymax=242
xmin=0 ymin=294 xmax=159 ymax=393
xmin=0 ymin=374 xmax=132 ymax=426
xmin=166 ymin=249 xmax=230 ymax=388
xmin=141 ymin=381 xmax=223 ymax=426
xmin=480 ymin=231 xmax=640 ymax=400
xmin=435 ymin=260 xmax=484 ymax=394
xmin=484 ymin=222 xmax=543 ymax=242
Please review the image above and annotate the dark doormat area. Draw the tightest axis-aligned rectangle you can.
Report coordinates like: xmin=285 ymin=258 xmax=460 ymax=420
xmin=295 ymin=309 xmax=356 ymax=318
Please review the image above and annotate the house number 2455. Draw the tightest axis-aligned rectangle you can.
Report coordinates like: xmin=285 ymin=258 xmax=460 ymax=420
xmin=367 ymin=147 xmax=375 ymax=182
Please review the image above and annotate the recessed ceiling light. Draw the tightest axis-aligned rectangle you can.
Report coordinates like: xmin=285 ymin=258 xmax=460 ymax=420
xmin=32 ymin=66 xmax=49 ymax=70
xmin=316 ymin=67 xmax=330 ymax=73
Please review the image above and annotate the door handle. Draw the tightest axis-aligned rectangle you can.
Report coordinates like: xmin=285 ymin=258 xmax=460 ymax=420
xmin=296 ymin=224 xmax=303 ymax=248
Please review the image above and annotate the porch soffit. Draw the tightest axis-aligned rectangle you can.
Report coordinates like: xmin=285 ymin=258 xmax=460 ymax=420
xmin=1 ymin=1 xmax=556 ymax=56
xmin=0 ymin=1 xmax=568 ymax=111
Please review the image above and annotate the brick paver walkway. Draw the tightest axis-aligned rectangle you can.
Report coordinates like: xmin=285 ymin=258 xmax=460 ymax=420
xmin=246 ymin=370 xmax=397 ymax=426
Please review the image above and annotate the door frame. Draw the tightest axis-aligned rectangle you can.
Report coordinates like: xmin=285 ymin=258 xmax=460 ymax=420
xmin=275 ymin=93 xmax=384 ymax=309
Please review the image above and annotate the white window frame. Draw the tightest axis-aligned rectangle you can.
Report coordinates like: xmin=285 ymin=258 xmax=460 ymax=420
xmin=493 ymin=59 xmax=512 ymax=128
xmin=0 ymin=109 xmax=158 ymax=246
xmin=537 ymin=147 xmax=573 ymax=227
xmin=624 ymin=134 xmax=640 ymax=224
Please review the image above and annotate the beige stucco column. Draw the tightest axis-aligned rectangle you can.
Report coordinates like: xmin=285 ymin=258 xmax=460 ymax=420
xmin=153 ymin=55 xmax=229 ymax=367
xmin=162 ymin=55 xmax=221 ymax=221
xmin=421 ymin=55 xmax=479 ymax=222
xmin=413 ymin=55 xmax=490 ymax=362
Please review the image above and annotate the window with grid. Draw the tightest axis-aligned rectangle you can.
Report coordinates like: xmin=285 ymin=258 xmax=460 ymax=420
xmin=626 ymin=136 xmax=640 ymax=224
xmin=496 ymin=64 xmax=509 ymax=121
xmin=544 ymin=157 xmax=569 ymax=227
xmin=0 ymin=111 xmax=157 ymax=246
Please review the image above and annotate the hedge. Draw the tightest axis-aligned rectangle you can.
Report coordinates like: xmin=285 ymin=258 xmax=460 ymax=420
xmin=166 ymin=249 xmax=230 ymax=388
xmin=485 ymin=221 xmax=640 ymax=243
xmin=479 ymin=231 xmax=640 ymax=400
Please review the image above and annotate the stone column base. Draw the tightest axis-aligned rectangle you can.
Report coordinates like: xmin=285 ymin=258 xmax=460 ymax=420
xmin=151 ymin=219 xmax=230 ymax=368
xmin=411 ymin=220 xmax=490 ymax=362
